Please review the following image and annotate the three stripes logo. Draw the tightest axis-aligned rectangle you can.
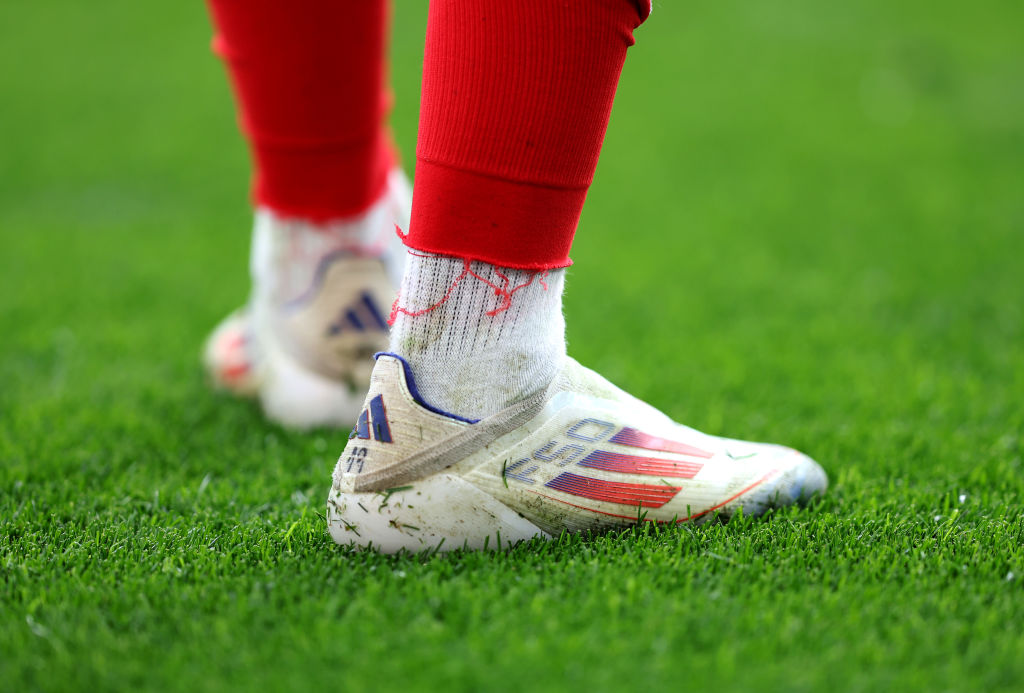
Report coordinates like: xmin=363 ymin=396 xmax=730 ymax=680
xmin=328 ymin=291 xmax=389 ymax=336
xmin=351 ymin=394 xmax=393 ymax=443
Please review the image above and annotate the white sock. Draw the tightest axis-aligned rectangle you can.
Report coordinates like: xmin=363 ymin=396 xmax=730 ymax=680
xmin=251 ymin=170 xmax=411 ymax=299
xmin=388 ymin=251 xmax=566 ymax=421
xmin=250 ymin=204 xmax=406 ymax=304
xmin=247 ymin=171 xmax=411 ymax=386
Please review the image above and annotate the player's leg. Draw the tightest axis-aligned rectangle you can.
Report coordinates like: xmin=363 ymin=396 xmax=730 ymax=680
xmin=202 ymin=0 xmax=410 ymax=427
xmin=327 ymin=0 xmax=827 ymax=551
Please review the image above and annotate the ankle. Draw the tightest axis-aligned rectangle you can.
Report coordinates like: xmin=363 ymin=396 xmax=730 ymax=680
xmin=250 ymin=175 xmax=409 ymax=303
xmin=388 ymin=251 xmax=566 ymax=420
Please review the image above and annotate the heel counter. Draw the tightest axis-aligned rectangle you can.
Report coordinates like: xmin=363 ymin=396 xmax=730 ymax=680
xmin=331 ymin=355 xmax=472 ymax=492
xmin=278 ymin=257 xmax=393 ymax=383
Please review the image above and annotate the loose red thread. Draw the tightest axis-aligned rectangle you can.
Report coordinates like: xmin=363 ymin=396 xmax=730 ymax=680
xmin=388 ymin=257 xmax=549 ymax=325
xmin=538 ymin=270 xmax=549 ymax=291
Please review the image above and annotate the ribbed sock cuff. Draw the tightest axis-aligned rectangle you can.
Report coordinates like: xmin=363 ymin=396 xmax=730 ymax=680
xmin=252 ymin=134 xmax=395 ymax=223
xmin=403 ymin=159 xmax=583 ymax=270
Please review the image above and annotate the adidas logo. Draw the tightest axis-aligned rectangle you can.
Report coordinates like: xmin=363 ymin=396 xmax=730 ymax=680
xmin=327 ymin=291 xmax=389 ymax=336
xmin=351 ymin=394 xmax=393 ymax=443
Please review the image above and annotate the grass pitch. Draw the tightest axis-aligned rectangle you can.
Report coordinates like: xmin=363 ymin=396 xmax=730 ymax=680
xmin=2 ymin=1 xmax=1022 ymax=691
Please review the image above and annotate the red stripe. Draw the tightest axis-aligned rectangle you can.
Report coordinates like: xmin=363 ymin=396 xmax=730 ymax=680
xmin=534 ymin=468 xmax=781 ymax=523
xmin=545 ymin=472 xmax=680 ymax=508
xmin=578 ymin=450 xmax=703 ymax=478
xmin=221 ymin=362 xmax=250 ymax=380
xmin=610 ymin=427 xmax=713 ymax=458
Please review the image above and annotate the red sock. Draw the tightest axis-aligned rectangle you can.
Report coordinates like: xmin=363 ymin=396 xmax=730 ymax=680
xmin=206 ymin=0 xmax=395 ymax=223
xmin=404 ymin=0 xmax=650 ymax=270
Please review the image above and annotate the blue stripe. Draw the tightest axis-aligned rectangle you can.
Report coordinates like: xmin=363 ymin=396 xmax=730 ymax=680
xmin=344 ymin=308 xmax=364 ymax=331
xmin=355 ymin=409 xmax=370 ymax=439
xmin=361 ymin=292 xmax=390 ymax=331
xmin=369 ymin=394 xmax=392 ymax=443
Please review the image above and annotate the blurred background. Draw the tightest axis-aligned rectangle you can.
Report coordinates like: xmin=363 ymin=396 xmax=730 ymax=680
xmin=1 ymin=0 xmax=1022 ymax=689
xmin=3 ymin=0 xmax=1021 ymax=413
xmin=2 ymin=2 xmax=1020 ymax=434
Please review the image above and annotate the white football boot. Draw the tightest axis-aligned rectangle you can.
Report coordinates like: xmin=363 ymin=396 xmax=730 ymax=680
xmin=327 ymin=353 xmax=828 ymax=552
xmin=203 ymin=170 xmax=411 ymax=428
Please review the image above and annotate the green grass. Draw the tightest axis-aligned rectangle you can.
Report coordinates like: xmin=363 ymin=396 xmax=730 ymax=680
xmin=2 ymin=0 xmax=1023 ymax=690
